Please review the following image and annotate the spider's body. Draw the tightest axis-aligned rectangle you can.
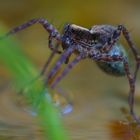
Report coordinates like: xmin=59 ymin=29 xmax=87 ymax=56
xmin=4 ymin=18 xmax=140 ymax=123
xmin=62 ymin=24 xmax=127 ymax=76
xmin=62 ymin=24 xmax=115 ymax=55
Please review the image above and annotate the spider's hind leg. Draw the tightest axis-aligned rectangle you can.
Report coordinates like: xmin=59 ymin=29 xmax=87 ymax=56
xmin=91 ymin=53 xmax=140 ymax=123
xmin=122 ymin=57 xmax=140 ymax=123
xmin=111 ymin=25 xmax=140 ymax=122
xmin=118 ymin=25 xmax=140 ymax=80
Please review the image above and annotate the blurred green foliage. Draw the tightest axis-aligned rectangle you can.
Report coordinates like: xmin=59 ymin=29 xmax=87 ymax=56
xmin=0 ymin=26 xmax=69 ymax=140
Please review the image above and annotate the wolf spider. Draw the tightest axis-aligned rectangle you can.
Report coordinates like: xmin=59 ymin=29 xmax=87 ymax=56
xmin=4 ymin=18 xmax=140 ymax=122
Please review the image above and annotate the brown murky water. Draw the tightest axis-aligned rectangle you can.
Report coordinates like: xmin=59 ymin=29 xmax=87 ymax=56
xmin=1 ymin=59 xmax=140 ymax=140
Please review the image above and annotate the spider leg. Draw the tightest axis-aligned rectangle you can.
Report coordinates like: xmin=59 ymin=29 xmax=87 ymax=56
xmin=117 ymin=25 xmax=140 ymax=80
xmin=64 ymin=53 xmax=72 ymax=64
xmin=48 ymin=35 xmax=62 ymax=54
xmin=91 ymin=53 xmax=139 ymax=123
xmin=40 ymin=35 xmax=62 ymax=76
xmin=45 ymin=47 xmax=74 ymax=85
xmin=50 ymin=54 xmax=83 ymax=88
xmin=2 ymin=18 xmax=61 ymax=52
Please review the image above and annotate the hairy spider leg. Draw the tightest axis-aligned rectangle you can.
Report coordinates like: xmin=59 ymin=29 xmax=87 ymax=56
xmin=46 ymin=47 xmax=74 ymax=84
xmin=91 ymin=53 xmax=139 ymax=123
xmin=120 ymin=25 xmax=140 ymax=80
xmin=4 ymin=18 xmax=63 ymax=77
xmin=50 ymin=54 xmax=83 ymax=88
xmin=47 ymin=35 xmax=62 ymax=54
xmin=40 ymin=35 xmax=62 ymax=76
xmin=112 ymin=25 xmax=140 ymax=80
xmin=48 ymin=54 xmax=83 ymax=115
xmin=3 ymin=18 xmax=62 ymax=53
xmin=43 ymin=47 xmax=75 ymax=113
xmin=105 ymin=25 xmax=140 ymax=122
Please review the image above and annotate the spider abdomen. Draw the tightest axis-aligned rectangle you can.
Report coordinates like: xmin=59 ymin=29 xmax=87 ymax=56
xmin=96 ymin=43 xmax=128 ymax=76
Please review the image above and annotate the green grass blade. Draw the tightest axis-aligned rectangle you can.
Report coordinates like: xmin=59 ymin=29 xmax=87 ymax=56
xmin=0 ymin=25 xmax=69 ymax=140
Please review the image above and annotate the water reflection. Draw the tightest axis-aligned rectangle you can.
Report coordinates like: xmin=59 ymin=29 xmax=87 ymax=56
xmin=0 ymin=86 xmax=41 ymax=140
xmin=0 ymin=65 xmax=140 ymax=140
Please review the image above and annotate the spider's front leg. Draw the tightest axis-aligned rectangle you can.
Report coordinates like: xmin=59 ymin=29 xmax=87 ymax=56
xmin=44 ymin=47 xmax=83 ymax=115
xmin=45 ymin=47 xmax=75 ymax=85
xmin=2 ymin=18 xmax=63 ymax=75
xmin=50 ymin=54 xmax=84 ymax=88
xmin=40 ymin=35 xmax=62 ymax=76
xmin=2 ymin=18 xmax=62 ymax=53
xmin=91 ymin=53 xmax=140 ymax=123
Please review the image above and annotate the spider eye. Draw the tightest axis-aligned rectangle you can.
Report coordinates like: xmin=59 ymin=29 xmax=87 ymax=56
xmin=92 ymin=33 xmax=100 ymax=40
xmin=91 ymin=33 xmax=100 ymax=44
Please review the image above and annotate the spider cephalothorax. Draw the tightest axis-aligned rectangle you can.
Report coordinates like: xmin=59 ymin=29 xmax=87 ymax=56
xmin=3 ymin=18 xmax=140 ymax=123
xmin=62 ymin=24 xmax=115 ymax=55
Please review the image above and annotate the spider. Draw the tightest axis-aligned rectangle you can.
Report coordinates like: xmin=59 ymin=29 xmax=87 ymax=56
xmin=3 ymin=18 xmax=140 ymax=123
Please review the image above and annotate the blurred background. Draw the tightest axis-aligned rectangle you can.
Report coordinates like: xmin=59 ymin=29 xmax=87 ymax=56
xmin=0 ymin=0 xmax=140 ymax=139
